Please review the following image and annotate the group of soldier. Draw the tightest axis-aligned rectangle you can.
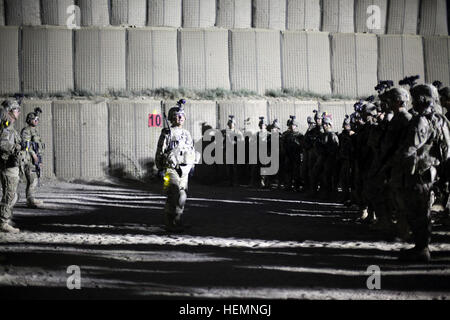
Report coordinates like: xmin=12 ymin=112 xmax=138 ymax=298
xmin=2 ymin=79 xmax=449 ymax=262
xmin=215 ymin=77 xmax=450 ymax=262
xmin=0 ymin=98 xmax=44 ymax=234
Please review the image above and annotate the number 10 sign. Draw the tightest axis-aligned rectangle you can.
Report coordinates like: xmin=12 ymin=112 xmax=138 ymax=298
xmin=148 ymin=113 xmax=162 ymax=127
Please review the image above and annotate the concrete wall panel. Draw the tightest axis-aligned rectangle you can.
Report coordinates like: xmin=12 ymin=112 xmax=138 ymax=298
xmin=108 ymin=100 xmax=161 ymax=179
xmin=127 ymin=28 xmax=178 ymax=91
xmin=318 ymin=101 xmax=355 ymax=132
xmin=252 ymin=0 xmax=286 ymax=30
xmin=218 ymin=100 xmax=267 ymax=133
xmin=423 ymin=36 xmax=450 ymax=86
xmin=229 ymin=29 xmax=281 ymax=95
xmin=22 ymin=26 xmax=73 ymax=94
xmin=17 ymin=100 xmax=54 ymax=178
xmin=378 ymin=35 xmax=425 ymax=85
xmin=111 ymin=0 xmax=147 ymax=27
xmin=419 ymin=0 xmax=448 ymax=36
xmin=147 ymin=0 xmax=182 ymax=27
xmin=268 ymin=100 xmax=318 ymax=134
xmin=355 ymin=0 xmax=388 ymax=34
xmin=5 ymin=0 xmax=40 ymax=26
xmin=182 ymin=0 xmax=215 ymax=28
xmin=75 ymin=28 xmax=126 ymax=93
xmin=41 ymin=0 xmax=76 ymax=26
xmin=0 ymin=27 xmax=19 ymax=94
xmin=216 ymin=0 xmax=251 ymax=29
xmin=331 ymin=33 xmax=378 ymax=98
xmin=53 ymin=100 xmax=109 ymax=180
xmin=281 ymin=31 xmax=331 ymax=95
xmin=178 ymin=28 xmax=230 ymax=90
xmin=387 ymin=0 xmax=419 ymax=34
xmin=322 ymin=0 xmax=354 ymax=33
xmin=78 ymin=0 xmax=110 ymax=26
xmin=0 ymin=0 xmax=5 ymax=25
xmin=286 ymin=0 xmax=320 ymax=31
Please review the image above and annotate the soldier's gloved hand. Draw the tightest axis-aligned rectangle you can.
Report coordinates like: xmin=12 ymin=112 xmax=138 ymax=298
xmin=14 ymin=143 xmax=22 ymax=153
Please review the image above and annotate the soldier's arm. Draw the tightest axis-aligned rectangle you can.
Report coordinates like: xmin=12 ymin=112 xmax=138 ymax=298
xmin=155 ymin=129 xmax=169 ymax=170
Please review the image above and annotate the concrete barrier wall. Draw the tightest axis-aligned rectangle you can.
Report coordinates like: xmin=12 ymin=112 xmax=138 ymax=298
xmin=286 ymin=0 xmax=321 ymax=31
xmin=387 ymin=0 xmax=419 ymax=34
xmin=0 ymin=27 xmax=19 ymax=94
xmin=216 ymin=0 xmax=251 ymax=29
xmin=18 ymin=100 xmax=54 ymax=178
xmin=322 ymin=0 xmax=354 ymax=33
xmin=252 ymin=0 xmax=286 ymax=30
xmin=111 ymin=0 xmax=147 ymax=27
xmin=318 ymin=101 xmax=355 ymax=132
xmin=78 ymin=0 xmax=110 ymax=27
xmin=378 ymin=34 xmax=425 ymax=85
xmin=0 ymin=0 xmax=5 ymax=26
xmin=419 ymin=0 xmax=448 ymax=36
xmin=5 ymin=0 xmax=40 ymax=26
xmin=127 ymin=28 xmax=178 ymax=91
xmin=182 ymin=0 xmax=215 ymax=28
xmin=178 ymin=28 xmax=230 ymax=90
xmin=423 ymin=36 xmax=450 ymax=86
xmin=53 ymin=100 xmax=109 ymax=180
xmin=22 ymin=26 xmax=73 ymax=94
xmin=218 ymin=100 xmax=267 ymax=133
xmin=229 ymin=29 xmax=281 ymax=95
xmin=41 ymin=0 xmax=76 ymax=26
xmin=331 ymin=33 xmax=378 ymax=97
xmin=147 ymin=0 xmax=182 ymax=27
xmin=281 ymin=31 xmax=331 ymax=95
xmin=355 ymin=0 xmax=387 ymax=34
xmin=268 ymin=100 xmax=318 ymax=134
xmin=75 ymin=27 xmax=126 ymax=93
xmin=108 ymin=99 xmax=161 ymax=179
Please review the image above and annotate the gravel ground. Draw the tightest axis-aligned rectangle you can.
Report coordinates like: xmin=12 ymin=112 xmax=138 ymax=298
xmin=0 ymin=178 xmax=449 ymax=300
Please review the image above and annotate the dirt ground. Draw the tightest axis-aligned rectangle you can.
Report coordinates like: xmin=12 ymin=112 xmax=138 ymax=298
xmin=0 ymin=177 xmax=450 ymax=300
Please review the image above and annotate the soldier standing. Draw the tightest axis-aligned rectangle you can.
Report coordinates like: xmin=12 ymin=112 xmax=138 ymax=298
xmin=267 ymin=119 xmax=282 ymax=189
xmin=251 ymin=117 xmax=269 ymax=188
xmin=155 ymin=100 xmax=198 ymax=232
xmin=281 ymin=116 xmax=302 ymax=191
xmin=0 ymin=100 xmax=22 ymax=233
xmin=338 ymin=115 xmax=354 ymax=202
xmin=221 ymin=115 xmax=243 ymax=186
xmin=304 ymin=111 xmax=324 ymax=193
xmin=396 ymin=84 xmax=450 ymax=261
xmin=20 ymin=108 xmax=45 ymax=208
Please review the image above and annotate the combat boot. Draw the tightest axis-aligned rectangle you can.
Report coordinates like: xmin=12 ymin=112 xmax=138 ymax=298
xmin=27 ymin=198 xmax=43 ymax=209
xmin=398 ymin=247 xmax=431 ymax=263
xmin=0 ymin=223 xmax=20 ymax=233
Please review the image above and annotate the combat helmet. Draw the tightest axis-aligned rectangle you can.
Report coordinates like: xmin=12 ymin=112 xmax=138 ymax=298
xmin=410 ymin=84 xmax=440 ymax=114
xmin=1 ymin=99 xmax=20 ymax=113
xmin=26 ymin=107 xmax=43 ymax=125
xmin=268 ymin=119 xmax=281 ymax=131
xmin=322 ymin=113 xmax=332 ymax=126
xmin=287 ymin=115 xmax=298 ymax=127
xmin=258 ymin=116 xmax=267 ymax=128
xmin=383 ymin=87 xmax=410 ymax=108
xmin=168 ymin=99 xmax=186 ymax=122
xmin=439 ymin=87 xmax=450 ymax=101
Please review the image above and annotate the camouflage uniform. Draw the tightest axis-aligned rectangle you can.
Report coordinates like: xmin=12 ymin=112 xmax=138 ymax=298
xmin=396 ymin=84 xmax=450 ymax=261
xmin=0 ymin=100 xmax=22 ymax=233
xmin=311 ymin=116 xmax=339 ymax=196
xmin=304 ymin=112 xmax=324 ymax=192
xmin=21 ymin=122 xmax=44 ymax=207
xmin=155 ymin=103 xmax=197 ymax=232
xmin=221 ymin=122 xmax=244 ymax=187
xmin=338 ymin=116 xmax=354 ymax=201
xmin=281 ymin=116 xmax=302 ymax=190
